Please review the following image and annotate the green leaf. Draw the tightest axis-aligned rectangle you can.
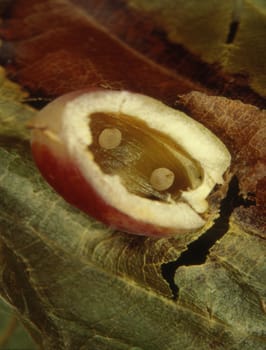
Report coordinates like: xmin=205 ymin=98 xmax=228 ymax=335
xmin=0 ymin=140 xmax=265 ymax=349
xmin=0 ymin=299 xmax=36 ymax=350
xmin=128 ymin=0 xmax=266 ymax=97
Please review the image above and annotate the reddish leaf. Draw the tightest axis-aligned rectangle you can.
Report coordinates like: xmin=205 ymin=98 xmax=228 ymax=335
xmin=1 ymin=0 xmax=266 ymax=108
xmin=0 ymin=0 xmax=205 ymax=105
xmin=178 ymin=91 xmax=266 ymax=213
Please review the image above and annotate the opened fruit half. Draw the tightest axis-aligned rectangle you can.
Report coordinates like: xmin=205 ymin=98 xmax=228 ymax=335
xmin=29 ymin=89 xmax=231 ymax=237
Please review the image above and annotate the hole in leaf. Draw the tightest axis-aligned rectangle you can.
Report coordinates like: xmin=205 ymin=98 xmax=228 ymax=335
xmin=226 ymin=0 xmax=242 ymax=44
xmin=226 ymin=21 xmax=239 ymax=44
xmin=161 ymin=176 xmax=254 ymax=300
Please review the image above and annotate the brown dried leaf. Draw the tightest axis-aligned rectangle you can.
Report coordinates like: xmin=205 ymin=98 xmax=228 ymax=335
xmin=0 ymin=0 xmax=203 ymax=105
xmin=178 ymin=91 xmax=266 ymax=210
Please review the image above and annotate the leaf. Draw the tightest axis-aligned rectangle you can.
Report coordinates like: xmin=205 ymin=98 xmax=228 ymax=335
xmin=0 ymin=66 xmax=33 ymax=141
xmin=128 ymin=0 xmax=266 ymax=98
xmin=0 ymin=0 xmax=204 ymax=105
xmin=177 ymin=91 xmax=266 ymax=202
xmin=175 ymin=209 xmax=266 ymax=349
xmin=0 ymin=147 xmax=265 ymax=350
xmin=0 ymin=1 xmax=265 ymax=349
xmin=1 ymin=0 xmax=265 ymax=108
xmin=0 ymin=299 xmax=36 ymax=350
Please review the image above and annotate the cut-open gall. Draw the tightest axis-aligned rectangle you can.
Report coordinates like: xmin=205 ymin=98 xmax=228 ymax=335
xmin=29 ymin=89 xmax=231 ymax=237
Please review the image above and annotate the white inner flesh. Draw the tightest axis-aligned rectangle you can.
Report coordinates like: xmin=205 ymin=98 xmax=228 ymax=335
xmin=53 ymin=90 xmax=230 ymax=231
